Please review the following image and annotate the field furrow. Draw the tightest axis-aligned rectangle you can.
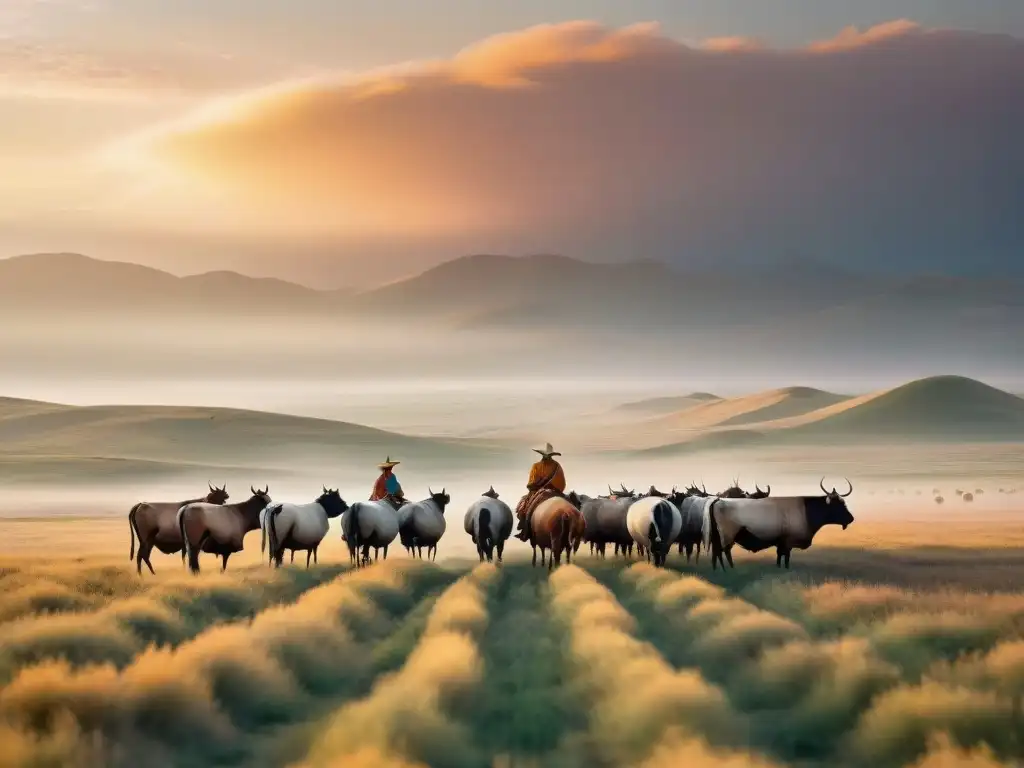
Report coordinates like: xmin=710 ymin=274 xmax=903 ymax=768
xmin=611 ymin=563 xmax=1024 ymax=767
xmin=0 ymin=560 xmax=458 ymax=768
xmin=549 ymin=564 xmax=779 ymax=768
xmin=294 ymin=563 xmax=500 ymax=768
xmin=463 ymin=563 xmax=591 ymax=767
xmin=0 ymin=565 xmax=349 ymax=683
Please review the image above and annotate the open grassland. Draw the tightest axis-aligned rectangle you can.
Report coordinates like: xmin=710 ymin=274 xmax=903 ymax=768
xmin=0 ymin=537 xmax=1022 ymax=767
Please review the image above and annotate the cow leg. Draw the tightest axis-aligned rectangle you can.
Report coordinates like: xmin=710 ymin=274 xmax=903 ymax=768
xmin=776 ymin=549 xmax=784 ymax=568
xmin=532 ymin=545 xmax=537 ymax=567
xmin=497 ymin=540 xmax=505 ymax=563
xmin=431 ymin=545 xmax=437 ymax=562
xmin=725 ymin=546 xmax=735 ymax=568
xmin=290 ymin=550 xmax=295 ymax=564
xmin=221 ymin=553 xmax=230 ymax=572
xmin=784 ymin=551 xmax=792 ymax=569
xmin=313 ymin=546 xmax=319 ymax=565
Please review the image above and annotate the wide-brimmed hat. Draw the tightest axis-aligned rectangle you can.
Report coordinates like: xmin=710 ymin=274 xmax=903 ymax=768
xmin=533 ymin=442 xmax=561 ymax=458
xmin=378 ymin=456 xmax=400 ymax=469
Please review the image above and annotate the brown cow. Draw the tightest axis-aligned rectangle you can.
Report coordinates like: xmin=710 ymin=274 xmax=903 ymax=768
xmin=528 ymin=493 xmax=586 ymax=571
xmin=178 ymin=485 xmax=271 ymax=574
xmin=129 ymin=483 xmax=229 ymax=575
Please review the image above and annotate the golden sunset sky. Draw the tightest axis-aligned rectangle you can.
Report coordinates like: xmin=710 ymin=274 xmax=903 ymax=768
xmin=2 ymin=1 xmax=1021 ymax=285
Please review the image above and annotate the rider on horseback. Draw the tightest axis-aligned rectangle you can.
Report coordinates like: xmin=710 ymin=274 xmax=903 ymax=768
xmin=371 ymin=457 xmax=406 ymax=509
xmin=514 ymin=443 xmax=567 ymax=541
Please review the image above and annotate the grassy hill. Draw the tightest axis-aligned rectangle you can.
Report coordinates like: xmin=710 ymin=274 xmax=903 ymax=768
xmin=647 ymin=387 xmax=850 ymax=432
xmin=626 ymin=376 xmax=1024 ymax=456
xmin=787 ymin=375 xmax=1024 ymax=440
xmin=0 ymin=398 xmax=515 ymax=484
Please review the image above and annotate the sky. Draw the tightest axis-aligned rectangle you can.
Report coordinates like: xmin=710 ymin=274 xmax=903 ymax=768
xmin=2 ymin=0 xmax=1022 ymax=287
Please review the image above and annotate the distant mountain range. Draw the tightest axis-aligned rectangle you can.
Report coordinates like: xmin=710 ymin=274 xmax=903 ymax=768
xmin=3 ymin=252 xmax=1022 ymax=379
xmin=4 ymin=251 xmax=1022 ymax=327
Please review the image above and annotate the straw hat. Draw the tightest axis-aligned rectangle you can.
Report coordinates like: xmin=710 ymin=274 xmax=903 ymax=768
xmin=378 ymin=456 xmax=400 ymax=469
xmin=533 ymin=442 xmax=561 ymax=458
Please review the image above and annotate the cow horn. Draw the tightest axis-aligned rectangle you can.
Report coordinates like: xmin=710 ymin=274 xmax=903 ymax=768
xmin=841 ymin=478 xmax=853 ymax=497
xmin=323 ymin=485 xmax=328 ymax=494
xmin=209 ymin=481 xmax=215 ymax=492
xmin=608 ymin=484 xmax=616 ymax=495
xmin=251 ymin=485 xmax=257 ymax=495
xmin=755 ymin=484 xmax=762 ymax=493
xmin=428 ymin=486 xmax=434 ymax=496
xmin=764 ymin=484 xmax=771 ymax=496
xmin=820 ymin=477 xmax=829 ymax=495
xmin=441 ymin=487 xmax=446 ymax=496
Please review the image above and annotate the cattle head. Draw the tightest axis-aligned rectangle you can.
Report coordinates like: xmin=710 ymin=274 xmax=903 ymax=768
xmin=816 ymin=478 xmax=854 ymax=529
xmin=206 ymin=482 xmax=230 ymax=504
xmin=685 ymin=483 xmax=709 ymax=498
xmin=428 ymin=487 xmax=451 ymax=511
xmin=567 ymin=490 xmax=583 ymax=508
xmin=317 ymin=486 xmax=349 ymax=518
xmin=718 ymin=477 xmax=748 ymax=499
xmin=647 ymin=485 xmax=667 ymax=498
xmin=748 ymin=484 xmax=771 ymax=500
xmin=250 ymin=484 xmax=271 ymax=504
xmin=482 ymin=486 xmax=500 ymax=500
xmin=608 ymin=484 xmax=635 ymax=500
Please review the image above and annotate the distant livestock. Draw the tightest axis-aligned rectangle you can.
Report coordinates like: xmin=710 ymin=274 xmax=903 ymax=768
xmin=667 ymin=490 xmax=713 ymax=564
xmin=464 ymin=487 xmax=513 ymax=563
xmin=963 ymin=492 xmax=974 ymax=503
xmin=263 ymin=487 xmax=348 ymax=568
xmin=709 ymin=479 xmax=854 ymax=570
xmin=342 ymin=499 xmax=400 ymax=567
xmin=178 ymin=486 xmax=271 ymax=574
xmin=627 ymin=496 xmax=682 ymax=567
xmin=397 ymin=489 xmax=451 ymax=561
xmin=935 ymin=496 xmax=945 ymax=505
xmin=580 ymin=492 xmax=634 ymax=558
xmin=128 ymin=483 xmax=230 ymax=575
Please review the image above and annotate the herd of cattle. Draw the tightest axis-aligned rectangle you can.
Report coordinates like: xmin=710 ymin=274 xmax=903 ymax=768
xmin=127 ymin=477 xmax=857 ymax=575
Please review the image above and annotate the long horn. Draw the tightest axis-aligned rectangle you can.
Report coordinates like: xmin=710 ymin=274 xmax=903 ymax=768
xmin=209 ymin=481 xmax=215 ymax=492
xmin=428 ymin=486 xmax=434 ymax=496
xmin=323 ymin=485 xmax=328 ymax=494
xmin=609 ymin=484 xmax=616 ymax=496
xmin=441 ymin=487 xmax=446 ymax=496
xmin=251 ymin=485 xmax=257 ymax=495
xmin=765 ymin=484 xmax=771 ymax=496
xmin=841 ymin=478 xmax=853 ymax=498
xmin=820 ymin=477 xmax=829 ymax=495
xmin=755 ymin=483 xmax=762 ymax=493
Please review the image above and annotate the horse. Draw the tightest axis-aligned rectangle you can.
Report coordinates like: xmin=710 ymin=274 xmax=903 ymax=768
xmin=398 ymin=488 xmax=450 ymax=561
xmin=527 ymin=493 xmax=586 ymax=571
xmin=264 ymin=487 xmax=348 ymax=568
xmin=178 ymin=486 xmax=270 ymax=574
xmin=464 ymin=486 xmax=513 ymax=563
xmin=626 ymin=496 xmax=682 ymax=567
xmin=129 ymin=483 xmax=229 ymax=575
xmin=341 ymin=498 xmax=400 ymax=567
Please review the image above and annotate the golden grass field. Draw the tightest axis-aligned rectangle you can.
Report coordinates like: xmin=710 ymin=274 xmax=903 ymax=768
xmin=0 ymin=509 xmax=1022 ymax=768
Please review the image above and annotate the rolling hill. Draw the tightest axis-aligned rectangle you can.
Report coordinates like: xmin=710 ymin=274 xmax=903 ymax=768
xmin=0 ymin=397 xmax=516 ymax=485
xmin=626 ymin=376 xmax=1024 ymax=456
xmin=648 ymin=387 xmax=851 ymax=432
xmin=614 ymin=392 xmax=721 ymax=415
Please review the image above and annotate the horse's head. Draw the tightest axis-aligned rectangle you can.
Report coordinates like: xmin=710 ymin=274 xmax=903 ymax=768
xmin=428 ymin=487 xmax=451 ymax=512
xmin=205 ymin=482 xmax=230 ymax=504
xmin=317 ymin=486 xmax=349 ymax=518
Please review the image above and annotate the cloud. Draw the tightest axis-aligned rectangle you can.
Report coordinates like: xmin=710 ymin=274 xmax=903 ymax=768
xmin=116 ymin=20 xmax=1024 ymax=271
